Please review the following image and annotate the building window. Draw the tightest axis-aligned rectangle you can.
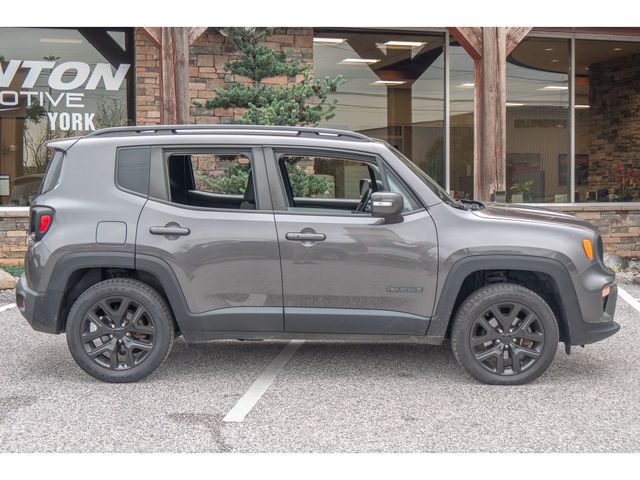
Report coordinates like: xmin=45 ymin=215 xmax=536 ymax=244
xmin=0 ymin=27 xmax=134 ymax=206
xmin=506 ymin=37 xmax=571 ymax=203
xmin=575 ymin=38 xmax=640 ymax=202
xmin=313 ymin=30 xmax=446 ymax=185
xmin=449 ymin=41 xmax=475 ymax=200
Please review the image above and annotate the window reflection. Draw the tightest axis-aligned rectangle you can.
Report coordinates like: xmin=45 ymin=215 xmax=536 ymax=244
xmin=313 ymin=31 xmax=446 ymax=185
xmin=0 ymin=27 xmax=133 ymax=205
xmin=575 ymin=39 xmax=640 ymax=202
xmin=506 ymin=37 xmax=570 ymax=203
xmin=449 ymin=42 xmax=474 ymax=200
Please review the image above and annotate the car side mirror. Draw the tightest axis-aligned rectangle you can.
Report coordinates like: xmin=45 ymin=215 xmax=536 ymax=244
xmin=371 ymin=192 xmax=403 ymax=223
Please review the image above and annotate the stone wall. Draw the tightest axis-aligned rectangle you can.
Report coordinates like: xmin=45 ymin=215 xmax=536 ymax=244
xmin=0 ymin=208 xmax=29 ymax=262
xmin=587 ymin=52 xmax=640 ymax=198
xmin=134 ymin=30 xmax=162 ymax=126
xmin=553 ymin=204 xmax=640 ymax=258
xmin=135 ymin=27 xmax=314 ymax=125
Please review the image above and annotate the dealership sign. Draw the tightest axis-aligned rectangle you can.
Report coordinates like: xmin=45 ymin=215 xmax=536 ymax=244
xmin=0 ymin=60 xmax=130 ymax=131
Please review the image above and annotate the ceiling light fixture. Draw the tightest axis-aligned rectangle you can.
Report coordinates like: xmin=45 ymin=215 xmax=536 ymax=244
xmin=313 ymin=37 xmax=346 ymax=44
xmin=40 ymin=37 xmax=83 ymax=45
xmin=613 ymin=47 xmax=623 ymax=51
xmin=339 ymin=58 xmax=379 ymax=65
xmin=371 ymin=80 xmax=407 ymax=86
xmin=383 ymin=40 xmax=426 ymax=48
xmin=575 ymin=104 xmax=590 ymax=109
xmin=551 ymin=59 xmax=560 ymax=63
xmin=544 ymin=48 xmax=554 ymax=51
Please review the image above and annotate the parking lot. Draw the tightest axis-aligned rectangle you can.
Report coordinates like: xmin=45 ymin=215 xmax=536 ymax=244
xmin=0 ymin=284 xmax=639 ymax=453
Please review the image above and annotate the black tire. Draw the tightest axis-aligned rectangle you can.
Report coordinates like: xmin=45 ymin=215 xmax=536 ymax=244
xmin=66 ymin=279 xmax=174 ymax=383
xmin=451 ymin=283 xmax=559 ymax=385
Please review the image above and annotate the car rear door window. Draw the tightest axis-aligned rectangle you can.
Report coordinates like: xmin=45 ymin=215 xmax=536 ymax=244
xmin=165 ymin=151 xmax=257 ymax=210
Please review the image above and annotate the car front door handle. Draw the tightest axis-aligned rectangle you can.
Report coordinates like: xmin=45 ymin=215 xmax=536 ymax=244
xmin=286 ymin=232 xmax=326 ymax=242
xmin=150 ymin=226 xmax=191 ymax=236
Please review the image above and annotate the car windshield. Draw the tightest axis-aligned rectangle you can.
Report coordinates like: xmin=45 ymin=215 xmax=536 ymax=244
xmin=386 ymin=143 xmax=456 ymax=205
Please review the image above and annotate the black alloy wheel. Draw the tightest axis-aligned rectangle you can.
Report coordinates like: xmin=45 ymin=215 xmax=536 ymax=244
xmin=80 ymin=296 xmax=156 ymax=371
xmin=66 ymin=279 xmax=174 ymax=383
xmin=469 ymin=301 xmax=545 ymax=376
xmin=451 ymin=283 xmax=559 ymax=385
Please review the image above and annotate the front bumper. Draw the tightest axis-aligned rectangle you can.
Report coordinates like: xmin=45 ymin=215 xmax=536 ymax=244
xmin=15 ymin=274 xmax=59 ymax=334
xmin=568 ymin=281 xmax=619 ymax=345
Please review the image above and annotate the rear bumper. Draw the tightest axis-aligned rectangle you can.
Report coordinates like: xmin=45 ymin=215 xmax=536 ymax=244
xmin=568 ymin=282 xmax=619 ymax=345
xmin=15 ymin=274 xmax=59 ymax=334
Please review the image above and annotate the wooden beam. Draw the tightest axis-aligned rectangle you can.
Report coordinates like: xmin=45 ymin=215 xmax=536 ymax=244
xmin=474 ymin=27 xmax=507 ymax=202
xmin=77 ymin=28 xmax=129 ymax=67
xmin=160 ymin=27 xmax=190 ymax=124
xmin=505 ymin=27 xmax=532 ymax=55
xmin=447 ymin=27 xmax=483 ymax=60
xmin=139 ymin=27 xmax=207 ymax=124
xmin=140 ymin=27 xmax=162 ymax=47
xmin=450 ymin=27 xmax=530 ymax=200
xmin=188 ymin=27 xmax=208 ymax=45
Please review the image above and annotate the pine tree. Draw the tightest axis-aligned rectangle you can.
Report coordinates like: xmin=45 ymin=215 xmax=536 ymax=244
xmin=196 ymin=28 xmax=344 ymax=126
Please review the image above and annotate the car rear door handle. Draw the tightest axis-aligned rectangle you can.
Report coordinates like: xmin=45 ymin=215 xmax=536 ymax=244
xmin=150 ymin=226 xmax=191 ymax=236
xmin=286 ymin=232 xmax=326 ymax=242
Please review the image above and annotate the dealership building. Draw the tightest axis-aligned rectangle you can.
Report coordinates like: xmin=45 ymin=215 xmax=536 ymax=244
xmin=1 ymin=26 xmax=640 ymax=261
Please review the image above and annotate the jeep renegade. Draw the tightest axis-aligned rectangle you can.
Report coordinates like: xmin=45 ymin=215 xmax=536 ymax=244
xmin=16 ymin=125 xmax=620 ymax=384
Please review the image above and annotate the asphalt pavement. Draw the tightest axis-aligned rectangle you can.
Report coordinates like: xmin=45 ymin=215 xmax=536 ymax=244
xmin=0 ymin=285 xmax=638 ymax=452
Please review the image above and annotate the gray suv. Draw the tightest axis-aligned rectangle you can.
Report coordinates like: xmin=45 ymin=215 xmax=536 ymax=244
xmin=16 ymin=125 xmax=619 ymax=384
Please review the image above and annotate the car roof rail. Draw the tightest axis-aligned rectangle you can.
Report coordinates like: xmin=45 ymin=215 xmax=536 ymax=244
xmin=85 ymin=124 xmax=372 ymax=141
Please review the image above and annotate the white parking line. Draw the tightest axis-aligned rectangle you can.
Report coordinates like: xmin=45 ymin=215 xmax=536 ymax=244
xmin=0 ymin=303 xmax=16 ymax=312
xmin=223 ymin=340 xmax=304 ymax=423
xmin=618 ymin=287 xmax=640 ymax=313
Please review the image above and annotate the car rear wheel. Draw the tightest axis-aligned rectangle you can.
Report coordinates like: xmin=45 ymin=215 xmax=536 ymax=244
xmin=451 ymin=283 xmax=559 ymax=385
xmin=66 ymin=279 xmax=174 ymax=383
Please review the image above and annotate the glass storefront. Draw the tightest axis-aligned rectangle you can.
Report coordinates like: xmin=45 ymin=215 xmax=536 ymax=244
xmin=506 ymin=37 xmax=570 ymax=203
xmin=449 ymin=41 xmax=475 ymax=200
xmin=508 ymin=34 xmax=640 ymax=203
xmin=313 ymin=30 xmax=448 ymax=186
xmin=2 ymin=28 xmax=637 ymax=207
xmin=0 ymin=28 xmax=134 ymax=205
xmin=574 ymin=38 xmax=640 ymax=202
xmin=315 ymin=29 xmax=640 ymax=205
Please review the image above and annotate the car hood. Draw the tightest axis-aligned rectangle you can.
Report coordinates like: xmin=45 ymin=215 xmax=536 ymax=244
xmin=471 ymin=203 xmax=597 ymax=233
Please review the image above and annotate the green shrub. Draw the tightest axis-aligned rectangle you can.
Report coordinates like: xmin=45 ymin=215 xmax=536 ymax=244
xmin=1 ymin=264 xmax=24 ymax=277
xmin=196 ymin=163 xmax=334 ymax=199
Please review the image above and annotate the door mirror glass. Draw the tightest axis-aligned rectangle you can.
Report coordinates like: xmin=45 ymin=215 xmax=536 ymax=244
xmin=371 ymin=192 xmax=403 ymax=220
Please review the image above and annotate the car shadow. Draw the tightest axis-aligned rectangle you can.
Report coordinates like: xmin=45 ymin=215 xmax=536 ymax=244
xmin=20 ymin=337 xmax=614 ymax=386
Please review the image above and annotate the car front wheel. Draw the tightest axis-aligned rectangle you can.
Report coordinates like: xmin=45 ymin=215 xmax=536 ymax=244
xmin=66 ymin=279 xmax=174 ymax=383
xmin=451 ymin=283 xmax=559 ymax=385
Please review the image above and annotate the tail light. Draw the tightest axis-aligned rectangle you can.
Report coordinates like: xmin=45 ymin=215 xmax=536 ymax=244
xmin=29 ymin=206 xmax=54 ymax=241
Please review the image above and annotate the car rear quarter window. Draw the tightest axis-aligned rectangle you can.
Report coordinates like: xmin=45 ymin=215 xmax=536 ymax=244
xmin=116 ymin=147 xmax=151 ymax=196
xmin=39 ymin=150 xmax=64 ymax=195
